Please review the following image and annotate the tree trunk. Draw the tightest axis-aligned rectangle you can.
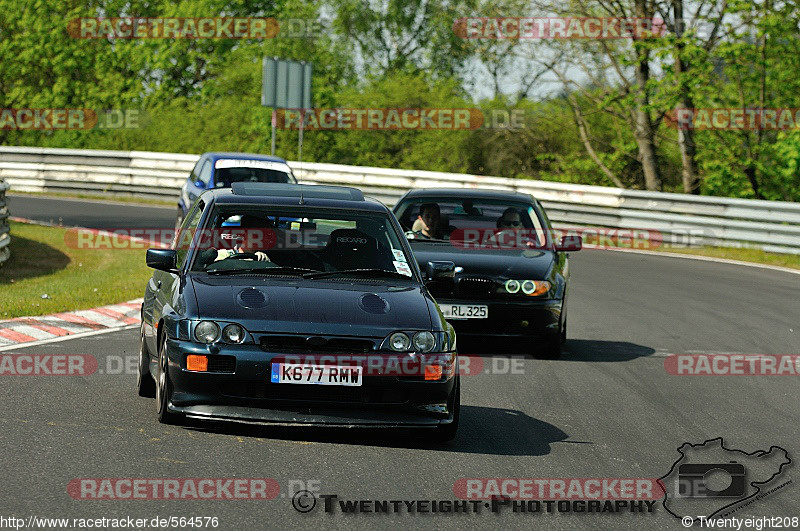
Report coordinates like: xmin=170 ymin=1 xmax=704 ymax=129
xmin=672 ymin=0 xmax=701 ymax=194
xmin=632 ymin=0 xmax=662 ymax=191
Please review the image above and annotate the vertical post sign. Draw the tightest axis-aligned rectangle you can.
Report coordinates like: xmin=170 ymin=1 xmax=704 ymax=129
xmin=262 ymin=57 xmax=312 ymax=158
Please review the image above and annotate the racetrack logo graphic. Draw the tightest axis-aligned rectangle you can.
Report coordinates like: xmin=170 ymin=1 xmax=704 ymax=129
xmin=659 ymin=438 xmax=791 ymax=524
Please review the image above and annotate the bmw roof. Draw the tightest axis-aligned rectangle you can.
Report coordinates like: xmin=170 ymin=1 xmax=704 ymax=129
xmin=399 ymin=187 xmax=535 ymax=202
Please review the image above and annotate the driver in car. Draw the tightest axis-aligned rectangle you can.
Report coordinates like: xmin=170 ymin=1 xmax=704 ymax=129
xmin=496 ymin=207 xmax=541 ymax=249
xmin=213 ymin=236 xmax=270 ymax=262
xmin=411 ymin=202 xmax=444 ymax=239
xmin=196 ymin=215 xmax=274 ymax=267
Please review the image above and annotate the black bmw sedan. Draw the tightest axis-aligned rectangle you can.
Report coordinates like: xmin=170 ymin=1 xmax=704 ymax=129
xmin=138 ymin=183 xmax=459 ymax=441
xmin=393 ymin=188 xmax=581 ymax=359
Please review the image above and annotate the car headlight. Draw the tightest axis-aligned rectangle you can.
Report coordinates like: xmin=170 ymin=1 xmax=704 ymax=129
xmin=502 ymin=279 xmax=551 ymax=296
xmin=194 ymin=321 xmax=220 ymax=344
xmin=222 ymin=323 xmax=245 ymax=344
xmin=413 ymin=331 xmax=436 ymax=353
xmin=505 ymin=279 xmax=520 ymax=293
xmin=389 ymin=332 xmax=411 ymax=351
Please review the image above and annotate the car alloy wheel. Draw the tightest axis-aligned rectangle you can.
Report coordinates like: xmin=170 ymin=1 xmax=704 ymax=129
xmin=156 ymin=335 xmax=181 ymax=424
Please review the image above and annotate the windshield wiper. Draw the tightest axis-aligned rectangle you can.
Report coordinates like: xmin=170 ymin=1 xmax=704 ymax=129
xmin=303 ymin=268 xmax=412 ymax=280
xmin=206 ymin=266 xmax=320 ymax=276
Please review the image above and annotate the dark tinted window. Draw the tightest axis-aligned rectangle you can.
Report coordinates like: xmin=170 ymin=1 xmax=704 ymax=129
xmin=214 ymin=167 xmax=294 ymax=188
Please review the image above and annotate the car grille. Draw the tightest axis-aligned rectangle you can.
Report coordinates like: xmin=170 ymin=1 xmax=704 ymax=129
xmin=207 ymin=355 xmax=236 ymax=373
xmin=456 ymin=276 xmax=495 ymax=299
xmin=258 ymin=335 xmax=376 ymax=354
xmin=219 ymin=381 xmax=408 ymax=404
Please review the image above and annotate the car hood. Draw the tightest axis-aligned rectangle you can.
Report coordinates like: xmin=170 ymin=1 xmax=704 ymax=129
xmin=409 ymin=242 xmax=555 ymax=279
xmin=189 ymin=275 xmax=434 ymax=336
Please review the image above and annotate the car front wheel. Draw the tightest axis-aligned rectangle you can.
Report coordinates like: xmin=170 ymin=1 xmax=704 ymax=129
xmin=431 ymin=376 xmax=460 ymax=443
xmin=156 ymin=335 xmax=182 ymax=425
xmin=136 ymin=324 xmax=156 ymax=398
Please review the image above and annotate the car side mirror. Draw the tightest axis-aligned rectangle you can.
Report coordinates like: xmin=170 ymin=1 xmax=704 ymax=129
xmin=555 ymin=235 xmax=582 ymax=252
xmin=426 ymin=261 xmax=455 ymax=282
xmin=146 ymin=249 xmax=179 ymax=273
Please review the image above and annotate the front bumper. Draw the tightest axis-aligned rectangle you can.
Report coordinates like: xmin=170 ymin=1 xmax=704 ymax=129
xmin=164 ymin=338 xmax=458 ymax=427
xmin=438 ymin=298 xmax=563 ymax=340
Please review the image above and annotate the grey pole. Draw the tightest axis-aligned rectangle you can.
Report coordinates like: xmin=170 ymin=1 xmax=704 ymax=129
xmin=271 ymin=109 xmax=276 ymax=156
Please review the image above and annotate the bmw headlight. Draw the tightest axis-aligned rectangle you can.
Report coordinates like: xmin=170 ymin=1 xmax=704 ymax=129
xmin=502 ymin=279 xmax=551 ymax=297
xmin=194 ymin=321 xmax=221 ymax=344
xmin=222 ymin=324 xmax=245 ymax=344
xmin=413 ymin=331 xmax=436 ymax=353
xmin=505 ymin=279 xmax=520 ymax=293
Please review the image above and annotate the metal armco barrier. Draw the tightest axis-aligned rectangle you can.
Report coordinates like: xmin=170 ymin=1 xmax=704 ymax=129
xmin=0 ymin=176 xmax=10 ymax=265
xmin=1 ymin=146 xmax=799 ymax=254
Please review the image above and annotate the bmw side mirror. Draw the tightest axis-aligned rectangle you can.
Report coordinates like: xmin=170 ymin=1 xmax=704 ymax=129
xmin=556 ymin=235 xmax=582 ymax=252
xmin=146 ymin=249 xmax=179 ymax=273
xmin=426 ymin=261 xmax=455 ymax=282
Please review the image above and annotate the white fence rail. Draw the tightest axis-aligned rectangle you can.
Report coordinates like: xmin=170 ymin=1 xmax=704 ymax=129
xmin=0 ymin=177 xmax=9 ymax=265
xmin=2 ymin=146 xmax=799 ymax=254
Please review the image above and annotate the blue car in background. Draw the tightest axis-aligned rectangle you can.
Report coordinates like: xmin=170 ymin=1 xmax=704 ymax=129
xmin=177 ymin=152 xmax=298 ymax=227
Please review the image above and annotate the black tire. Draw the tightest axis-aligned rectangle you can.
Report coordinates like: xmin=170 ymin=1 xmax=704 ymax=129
xmin=431 ymin=377 xmax=460 ymax=443
xmin=136 ymin=325 xmax=156 ymax=398
xmin=155 ymin=335 xmax=182 ymax=425
xmin=536 ymin=338 xmax=562 ymax=360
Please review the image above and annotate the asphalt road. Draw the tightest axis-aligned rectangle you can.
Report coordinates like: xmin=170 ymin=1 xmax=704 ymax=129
xmin=1 ymin=196 xmax=798 ymax=530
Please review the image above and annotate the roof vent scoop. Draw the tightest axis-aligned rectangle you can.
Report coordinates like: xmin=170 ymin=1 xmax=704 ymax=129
xmin=359 ymin=293 xmax=389 ymax=314
xmin=238 ymin=288 xmax=268 ymax=308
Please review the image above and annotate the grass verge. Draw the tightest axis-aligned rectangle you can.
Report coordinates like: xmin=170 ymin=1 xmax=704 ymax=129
xmin=651 ymin=245 xmax=800 ymax=271
xmin=0 ymin=221 xmax=152 ymax=318
xmin=9 ymin=190 xmax=175 ymax=207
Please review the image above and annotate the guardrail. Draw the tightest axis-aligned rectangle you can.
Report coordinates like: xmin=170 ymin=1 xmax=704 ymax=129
xmin=0 ymin=176 xmax=10 ymax=266
xmin=1 ymin=145 xmax=799 ymax=254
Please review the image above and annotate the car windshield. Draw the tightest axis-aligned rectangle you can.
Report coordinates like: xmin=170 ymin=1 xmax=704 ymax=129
xmin=188 ymin=207 xmax=413 ymax=278
xmin=394 ymin=198 xmax=549 ymax=248
xmin=214 ymin=167 xmax=294 ymax=188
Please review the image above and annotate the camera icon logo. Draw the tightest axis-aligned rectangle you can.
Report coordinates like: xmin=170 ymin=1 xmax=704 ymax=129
xmin=676 ymin=461 xmax=746 ymax=497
